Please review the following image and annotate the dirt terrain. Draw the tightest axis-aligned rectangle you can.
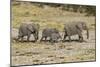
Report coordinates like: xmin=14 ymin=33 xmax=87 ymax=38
xmin=11 ymin=30 xmax=95 ymax=66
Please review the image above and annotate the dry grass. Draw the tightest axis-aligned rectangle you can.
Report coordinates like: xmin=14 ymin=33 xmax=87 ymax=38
xmin=12 ymin=2 xmax=95 ymax=30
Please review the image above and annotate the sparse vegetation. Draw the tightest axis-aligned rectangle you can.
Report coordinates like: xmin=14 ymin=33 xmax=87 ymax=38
xmin=12 ymin=1 xmax=95 ymax=30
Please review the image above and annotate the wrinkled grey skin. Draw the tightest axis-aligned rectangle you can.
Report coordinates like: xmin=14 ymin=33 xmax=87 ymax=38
xmin=63 ymin=22 xmax=89 ymax=42
xmin=41 ymin=28 xmax=61 ymax=42
xmin=50 ymin=33 xmax=62 ymax=43
xmin=17 ymin=23 xmax=39 ymax=42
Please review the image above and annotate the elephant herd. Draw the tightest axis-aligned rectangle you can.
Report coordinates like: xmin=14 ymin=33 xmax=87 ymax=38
xmin=14 ymin=21 xmax=89 ymax=43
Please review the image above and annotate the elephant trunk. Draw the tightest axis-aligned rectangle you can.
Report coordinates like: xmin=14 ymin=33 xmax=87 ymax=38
xmin=86 ymin=28 xmax=89 ymax=39
xmin=36 ymin=31 xmax=39 ymax=40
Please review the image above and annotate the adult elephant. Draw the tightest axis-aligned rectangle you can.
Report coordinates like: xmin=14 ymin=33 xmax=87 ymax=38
xmin=63 ymin=21 xmax=89 ymax=42
xmin=17 ymin=23 xmax=39 ymax=42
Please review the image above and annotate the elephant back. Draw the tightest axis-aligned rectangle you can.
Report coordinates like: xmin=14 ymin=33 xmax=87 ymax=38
xmin=19 ymin=23 xmax=29 ymax=36
xmin=64 ymin=22 xmax=82 ymax=36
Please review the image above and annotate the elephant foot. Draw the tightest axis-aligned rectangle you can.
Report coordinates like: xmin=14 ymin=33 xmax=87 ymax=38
xmin=19 ymin=40 xmax=24 ymax=42
xmin=33 ymin=40 xmax=37 ymax=42
xmin=62 ymin=39 xmax=66 ymax=42
xmin=31 ymin=40 xmax=36 ymax=43
xmin=79 ymin=40 xmax=84 ymax=42
xmin=79 ymin=40 xmax=87 ymax=43
xmin=14 ymin=39 xmax=19 ymax=43
xmin=40 ymin=39 xmax=43 ymax=42
xmin=27 ymin=40 xmax=29 ymax=42
xmin=68 ymin=40 xmax=71 ymax=42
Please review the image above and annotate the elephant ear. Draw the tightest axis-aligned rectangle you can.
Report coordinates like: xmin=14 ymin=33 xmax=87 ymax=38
xmin=27 ymin=24 xmax=34 ymax=32
xmin=76 ymin=23 xmax=83 ymax=32
xmin=35 ymin=24 xmax=40 ymax=30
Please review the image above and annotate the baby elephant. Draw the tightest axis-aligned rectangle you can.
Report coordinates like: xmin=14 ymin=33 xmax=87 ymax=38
xmin=17 ymin=23 xmax=39 ymax=42
xmin=41 ymin=28 xmax=61 ymax=43
xmin=50 ymin=33 xmax=62 ymax=43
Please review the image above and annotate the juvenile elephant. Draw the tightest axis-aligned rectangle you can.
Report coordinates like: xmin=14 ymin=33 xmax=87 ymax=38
xmin=17 ymin=23 xmax=39 ymax=42
xmin=63 ymin=21 xmax=89 ymax=42
xmin=50 ymin=32 xmax=62 ymax=43
xmin=40 ymin=28 xmax=61 ymax=42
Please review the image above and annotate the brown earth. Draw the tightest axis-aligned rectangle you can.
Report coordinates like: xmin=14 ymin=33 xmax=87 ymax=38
xmin=11 ymin=30 xmax=95 ymax=66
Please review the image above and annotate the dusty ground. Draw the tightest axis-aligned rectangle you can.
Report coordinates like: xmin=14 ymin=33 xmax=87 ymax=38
xmin=11 ymin=30 xmax=96 ymax=66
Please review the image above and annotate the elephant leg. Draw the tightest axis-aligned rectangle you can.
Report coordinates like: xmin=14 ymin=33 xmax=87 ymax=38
xmin=34 ymin=35 xmax=37 ymax=42
xmin=34 ymin=31 xmax=38 ymax=41
xmin=50 ymin=37 xmax=56 ymax=43
xmin=16 ymin=34 xmax=23 ymax=42
xmin=21 ymin=36 xmax=24 ymax=42
xmin=78 ymin=33 xmax=83 ymax=42
xmin=63 ymin=34 xmax=67 ymax=41
xmin=68 ymin=36 xmax=71 ymax=42
xmin=44 ymin=36 xmax=47 ymax=41
xmin=27 ymin=31 xmax=32 ymax=42
xmin=27 ymin=34 xmax=30 ymax=42
xmin=40 ymin=36 xmax=47 ymax=42
xmin=36 ymin=31 xmax=39 ymax=40
xmin=34 ymin=31 xmax=39 ymax=42
xmin=40 ymin=36 xmax=43 ymax=41
xmin=17 ymin=36 xmax=20 ymax=42
xmin=50 ymin=39 xmax=55 ymax=43
xmin=50 ymin=37 xmax=52 ymax=43
xmin=33 ymin=34 xmax=37 ymax=42
xmin=36 ymin=36 xmax=38 ymax=40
